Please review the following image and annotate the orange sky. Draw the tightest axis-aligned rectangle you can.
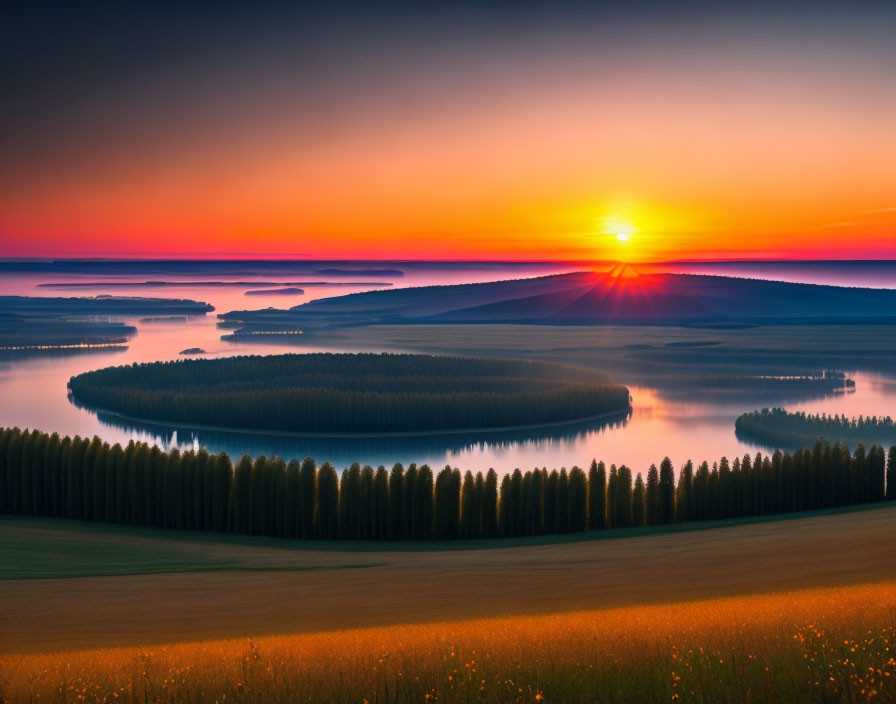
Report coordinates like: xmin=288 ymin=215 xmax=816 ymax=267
xmin=1 ymin=5 xmax=894 ymax=261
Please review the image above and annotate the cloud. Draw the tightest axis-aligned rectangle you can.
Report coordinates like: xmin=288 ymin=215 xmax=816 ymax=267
xmin=858 ymin=206 xmax=896 ymax=215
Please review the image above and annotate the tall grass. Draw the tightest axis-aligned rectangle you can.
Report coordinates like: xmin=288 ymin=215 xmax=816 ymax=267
xmin=3 ymin=582 xmax=896 ymax=703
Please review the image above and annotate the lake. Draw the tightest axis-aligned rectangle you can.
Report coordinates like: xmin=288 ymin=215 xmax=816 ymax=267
xmin=1 ymin=261 xmax=895 ymax=475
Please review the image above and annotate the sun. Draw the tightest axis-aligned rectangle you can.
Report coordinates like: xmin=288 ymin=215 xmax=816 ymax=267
xmin=602 ymin=216 xmax=636 ymax=244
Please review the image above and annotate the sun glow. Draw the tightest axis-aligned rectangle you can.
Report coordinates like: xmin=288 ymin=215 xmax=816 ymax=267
xmin=602 ymin=216 xmax=636 ymax=244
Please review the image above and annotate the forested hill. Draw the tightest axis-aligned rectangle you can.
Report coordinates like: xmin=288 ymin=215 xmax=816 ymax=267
xmin=219 ymin=270 xmax=896 ymax=333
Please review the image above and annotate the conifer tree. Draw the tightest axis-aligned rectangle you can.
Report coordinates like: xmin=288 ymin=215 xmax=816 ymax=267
xmin=373 ymin=465 xmax=389 ymax=540
xmin=524 ymin=468 xmax=543 ymax=536
xmin=315 ymin=462 xmax=339 ymax=539
xmin=164 ymin=447 xmax=181 ymax=529
xmin=146 ymin=445 xmax=163 ymax=528
xmin=416 ymin=465 xmax=434 ymax=539
xmin=646 ymin=464 xmax=659 ymax=525
xmin=404 ymin=464 xmax=418 ymax=538
xmin=231 ymin=454 xmax=253 ymax=534
xmin=461 ymin=470 xmax=476 ymax=539
xmin=508 ymin=469 xmax=523 ymax=537
xmin=270 ymin=457 xmax=287 ymax=537
xmin=632 ymin=472 xmax=646 ymax=527
xmin=718 ymin=457 xmax=732 ymax=518
xmin=212 ymin=452 xmax=232 ymax=533
xmin=473 ymin=471 xmax=485 ymax=539
xmin=483 ymin=468 xmax=498 ymax=538
xmin=676 ymin=460 xmax=693 ymax=522
xmin=543 ymin=469 xmax=557 ymax=535
xmin=299 ymin=457 xmax=316 ymax=539
xmin=102 ymin=443 xmax=120 ymax=523
xmin=659 ymin=457 xmax=675 ymax=524
xmin=359 ymin=465 xmax=375 ymax=540
xmin=498 ymin=474 xmax=511 ymax=537
xmin=284 ymin=459 xmax=300 ymax=539
xmin=589 ymin=460 xmax=607 ymax=530
xmin=0 ymin=428 xmax=11 ymax=514
xmin=606 ymin=465 xmax=618 ymax=529
xmin=554 ymin=468 xmax=570 ymax=533
xmin=48 ymin=433 xmax=64 ymax=518
xmin=29 ymin=431 xmax=47 ymax=517
xmin=887 ymin=446 xmax=896 ymax=501
xmin=617 ymin=465 xmax=633 ymax=528
xmin=388 ymin=463 xmax=404 ymax=540
xmin=17 ymin=430 xmax=34 ymax=518
xmin=195 ymin=448 xmax=210 ymax=531
xmin=568 ymin=466 xmax=587 ymax=533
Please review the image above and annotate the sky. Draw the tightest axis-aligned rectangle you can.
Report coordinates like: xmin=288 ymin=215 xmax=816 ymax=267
xmin=1 ymin=1 xmax=895 ymax=261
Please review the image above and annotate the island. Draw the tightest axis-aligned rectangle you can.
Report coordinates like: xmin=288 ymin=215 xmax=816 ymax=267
xmin=38 ymin=280 xmax=392 ymax=289
xmin=67 ymin=353 xmax=631 ymax=434
xmin=244 ymin=287 xmax=304 ymax=296
xmin=736 ymin=407 xmax=896 ymax=449
xmin=178 ymin=347 xmax=207 ymax=355
xmin=316 ymin=268 xmax=403 ymax=277
xmin=0 ymin=295 xmax=214 ymax=352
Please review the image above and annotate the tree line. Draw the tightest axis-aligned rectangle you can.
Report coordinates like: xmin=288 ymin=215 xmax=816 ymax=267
xmin=67 ymin=353 xmax=631 ymax=434
xmin=736 ymin=408 xmax=896 ymax=449
xmin=2 ymin=426 xmax=894 ymax=540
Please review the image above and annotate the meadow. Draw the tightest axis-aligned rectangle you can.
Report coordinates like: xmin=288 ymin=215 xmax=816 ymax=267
xmin=3 ymin=504 xmax=896 ymax=654
xmin=3 ymin=581 xmax=896 ymax=703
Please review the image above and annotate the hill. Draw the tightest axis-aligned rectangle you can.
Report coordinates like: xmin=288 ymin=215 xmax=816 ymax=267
xmin=219 ymin=269 xmax=896 ymax=336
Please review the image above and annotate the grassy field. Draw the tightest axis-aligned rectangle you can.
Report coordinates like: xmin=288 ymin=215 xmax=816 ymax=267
xmin=3 ymin=581 xmax=896 ymax=703
xmin=2 ymin=505 xmax=896 ymax=653
xmin=0 ymin=520 xmax=383 ymax=579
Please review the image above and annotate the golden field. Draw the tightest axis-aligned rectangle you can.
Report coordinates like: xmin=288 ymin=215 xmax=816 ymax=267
xmin=3 ymin=581 xmax=896 ymax=703
xmin=5 ymin=506 xmax=896 ymax=653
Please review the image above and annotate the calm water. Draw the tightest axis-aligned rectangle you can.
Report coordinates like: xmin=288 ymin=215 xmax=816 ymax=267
xmin=2 ymin=262 xmax=895 ymax=475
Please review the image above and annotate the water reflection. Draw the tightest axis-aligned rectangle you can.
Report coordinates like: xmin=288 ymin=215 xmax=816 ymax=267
xmin=88 ymin=409 xmax=632 ymax=469
xmin=0 ymin=263 xmax=895 ymax=475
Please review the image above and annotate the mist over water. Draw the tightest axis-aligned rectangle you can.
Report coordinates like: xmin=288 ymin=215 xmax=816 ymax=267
xmin=1 ymin=260 xmax=894 ymax=475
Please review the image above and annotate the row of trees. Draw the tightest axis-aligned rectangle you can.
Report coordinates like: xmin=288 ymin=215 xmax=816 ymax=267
xmin=736 ymin=408 xmax=896 ymax=449
xmin=2 ymin=426 xmax=895 ymax=540
xmin=67 ymin=353 xmax=630 ymax=433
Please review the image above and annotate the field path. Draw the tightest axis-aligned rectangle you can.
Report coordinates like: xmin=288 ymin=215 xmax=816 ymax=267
xmin=2 ymin=506 xmax=895 ymax=653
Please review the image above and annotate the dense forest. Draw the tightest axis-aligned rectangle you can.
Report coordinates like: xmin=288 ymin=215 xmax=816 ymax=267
xmin=2 ymin=426 xmax=893 ymax=540
xmin=68 ymin=354 xmax=631 ymax=433
xmin=736 ymin=408 xmax=896 ymax=449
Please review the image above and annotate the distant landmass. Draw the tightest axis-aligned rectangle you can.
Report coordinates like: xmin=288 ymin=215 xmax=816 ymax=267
xmin=179 ymin=347 xmax=206 ymax=355
xmin=0 ymin=295 xmax=213 ymax=351
xmin=219 ymin=269 xmax=896 ymax=336
xmin=244 ymin=287 xmax=304 ymax=296
xmin=316 ymin=268 xmax=404 ymax=277
xmin=38 ymin=280 xmax=393 ymax=289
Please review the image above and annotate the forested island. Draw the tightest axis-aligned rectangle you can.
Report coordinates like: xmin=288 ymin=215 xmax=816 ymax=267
xmin=1 ymin=426 xmax=893 ymax=540
xmin=67 ymin=353 xmax=631 ymax=434
xmin=0 ymin=295 xmax=212 ymax=351
xmin=736 ymin=408 xmax=896 ymax=449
